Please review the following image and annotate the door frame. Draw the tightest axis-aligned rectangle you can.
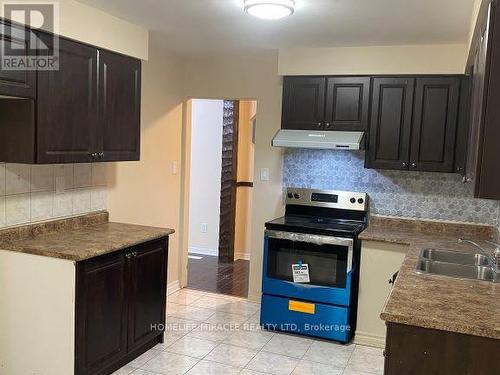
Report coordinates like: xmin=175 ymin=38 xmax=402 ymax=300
xmin=179 ymin=97 xmax=257 ymax=289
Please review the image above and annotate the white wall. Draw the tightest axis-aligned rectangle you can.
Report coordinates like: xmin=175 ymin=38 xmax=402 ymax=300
xmin=0 ymin=0 xmax=148 ymax=60
xmin=468 ymin=0 xmax=485 ymax=52
xmin=278 ymin=44 xmax=468 ymax=75
xmin=0 ymin=163 xmax=106 ymax=229
xmin=188 ymin=99 xmax=224 ymax=256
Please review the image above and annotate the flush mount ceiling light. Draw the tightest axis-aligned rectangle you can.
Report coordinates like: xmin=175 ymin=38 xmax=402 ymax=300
xmin=244 ymin=0 xmax=296 ymax=20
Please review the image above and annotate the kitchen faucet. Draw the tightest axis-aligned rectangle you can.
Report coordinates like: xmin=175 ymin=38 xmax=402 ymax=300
xmin=458 ymin=238 xmax=500 ymax=270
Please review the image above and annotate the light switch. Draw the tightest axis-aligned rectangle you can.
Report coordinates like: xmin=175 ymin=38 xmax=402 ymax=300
xmin=201 ymin=223 xmax=208 ymax=233
xmin=260 ymin=168 xmax=270 ymax=181
xmin=171 ymin=161 xmax=178 ymax=175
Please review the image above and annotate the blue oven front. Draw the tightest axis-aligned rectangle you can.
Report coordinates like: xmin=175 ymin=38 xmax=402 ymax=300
xmin=260 ymin=230 xmax=357 ymax=343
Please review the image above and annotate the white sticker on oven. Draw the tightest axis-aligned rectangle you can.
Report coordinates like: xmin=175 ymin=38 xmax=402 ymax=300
xmin=292 ymin=263 xmax=310 ymax=283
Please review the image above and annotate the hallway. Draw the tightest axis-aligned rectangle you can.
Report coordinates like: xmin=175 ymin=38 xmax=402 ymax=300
xmin=188 ymin=254 xmax=250 ymax=298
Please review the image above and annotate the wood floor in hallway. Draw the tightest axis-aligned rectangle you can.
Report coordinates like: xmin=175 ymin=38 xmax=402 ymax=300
xmin=188 ymin=253 xmax=250 ymax=298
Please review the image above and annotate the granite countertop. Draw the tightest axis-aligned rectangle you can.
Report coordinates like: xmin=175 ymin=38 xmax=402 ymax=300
xmin=360 ymin=217 xmax=500 ymax=340
xmin=0 ymin=213 xmax=174 ymax=261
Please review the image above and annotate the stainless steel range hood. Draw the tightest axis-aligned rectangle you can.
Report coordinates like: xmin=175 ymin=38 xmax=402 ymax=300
xmin=272 ymin=129 xmax=364 ymax=150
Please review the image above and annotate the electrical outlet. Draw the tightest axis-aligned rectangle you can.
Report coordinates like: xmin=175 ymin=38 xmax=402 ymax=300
xmin=201 ymin=223 xmax=208 ymax=233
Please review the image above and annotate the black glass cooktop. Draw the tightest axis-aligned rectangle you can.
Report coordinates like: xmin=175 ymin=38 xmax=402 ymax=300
xmin=265 ymin=215 xmax=366 ymax=236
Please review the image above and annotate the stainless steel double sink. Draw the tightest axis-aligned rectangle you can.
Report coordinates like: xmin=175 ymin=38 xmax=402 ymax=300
xmin=416 ymin=248 xmax=498 ymax=282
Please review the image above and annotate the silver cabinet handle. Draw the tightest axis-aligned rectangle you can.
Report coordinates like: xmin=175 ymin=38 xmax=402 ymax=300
xmin=411 ymin=163 xmax=417 ymax=168
xmin=317 ymin=122 xmax=323 ymax=127
xmin=402 ymin=162 xmax=407 ymax=168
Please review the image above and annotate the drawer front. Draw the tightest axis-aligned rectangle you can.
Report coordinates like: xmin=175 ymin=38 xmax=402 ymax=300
xmin=260 ymin=294 xmax=352 ymax=343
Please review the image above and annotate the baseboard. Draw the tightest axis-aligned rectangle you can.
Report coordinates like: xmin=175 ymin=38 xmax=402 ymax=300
xmin=234 ymin=252 xmax=251 ymax=260
xmin=188 ymin=246 xmax=217 ymax=256
xmin=167 ymin=280 xmax=180 ymax=295
xmin=247 ymin=293 xmax=262 ymax=303
xmin=353 ymin=331 xmax=386 ymax=348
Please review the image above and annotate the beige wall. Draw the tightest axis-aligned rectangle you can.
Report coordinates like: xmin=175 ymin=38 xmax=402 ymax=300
xmin=106 ymin=42 xmax=184 ymax=287
xmin=181 ymin=53 xmax=283 ymax=299
xmin=356 ymin=241 xmax=408 ymax=347
xmin=234 ymin=100 xmax=257 ymax=259
xmin=188 ymin=99 xmax=224 ymax=255
xmin=278 ymin=44 xmax=468 ymax=75
xmin=0 ymin=251 xmax=75 ymax=375
xmin=0 ymin=0 xmax=148 ymax=59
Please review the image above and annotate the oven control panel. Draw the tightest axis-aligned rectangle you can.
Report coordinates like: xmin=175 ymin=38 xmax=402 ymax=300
xmin=286 ymin=188 xmax=368 ymax=212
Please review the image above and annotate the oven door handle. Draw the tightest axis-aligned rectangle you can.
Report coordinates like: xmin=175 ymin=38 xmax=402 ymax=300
xmin=265 ymin=230 xmax=353 ymax=247
xmin=264 ymin=230 xmax=354 ymax=273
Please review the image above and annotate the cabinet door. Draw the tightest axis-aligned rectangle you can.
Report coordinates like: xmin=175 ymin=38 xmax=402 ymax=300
xmin=98 ymin=50 xmax=141 ymax=161
xmin=0 ymin=21 xmax=36 ymax=98
xmin=282 ymin=77 xmax=326 ymax=130
xmin=474 ymin=1 xmax=500 ymax=199
xmin=128 ymin=238 xmax=168 ymax=351
xmin=454 ymin=76 xmax=471 ymax=175
xmin=366 ymin=78 xmax=415 ymax=170
xmin=37 ymin=35 xmax=98 ymax=163
xmin=325 ymin=77 xmax=370 ymax=131
xmin=410 ymin=77 xmax=460 ymax=172
xmin=76 ymin=251 xmax=128 ymax=375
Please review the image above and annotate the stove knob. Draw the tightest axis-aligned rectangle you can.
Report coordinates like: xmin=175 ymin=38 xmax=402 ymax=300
xmin=294 ymin=193 xmax=300 ymax=199
xmin=287 ymin=192 xmax=293 ymax=199
xmin=358 ymin=198 xmax=364 ymax=204
xmin=350 ymin=198 xmax=356 ymax=204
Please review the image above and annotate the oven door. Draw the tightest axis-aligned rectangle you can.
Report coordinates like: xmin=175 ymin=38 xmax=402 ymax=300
xmin=262 ymin=230 xmax=354 ymax=306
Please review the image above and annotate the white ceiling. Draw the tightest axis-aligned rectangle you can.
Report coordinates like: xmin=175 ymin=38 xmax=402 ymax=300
xmin=79 ymin=0 xmax=476 ymax=56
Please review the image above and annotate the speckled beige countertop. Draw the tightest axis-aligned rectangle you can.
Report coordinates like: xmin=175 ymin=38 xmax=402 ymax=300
xmin=360 ymin=216 xmax=500 ymax=340
xmin=0 ymin=212 xmax=174 ymax=261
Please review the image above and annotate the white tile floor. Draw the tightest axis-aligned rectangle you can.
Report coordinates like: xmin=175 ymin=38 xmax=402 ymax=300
xmin=113 ymin=289 xmax=384 ymax=375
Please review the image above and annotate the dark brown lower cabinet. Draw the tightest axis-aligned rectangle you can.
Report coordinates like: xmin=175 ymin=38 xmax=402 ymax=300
xmin=76 ymin=237 xmax=168 ymax=375
xmin=384 ymin=323 xmax=500 ymax=375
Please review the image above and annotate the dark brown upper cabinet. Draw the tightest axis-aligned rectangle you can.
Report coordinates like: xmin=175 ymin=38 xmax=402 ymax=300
xmin=464 ymin=0 xmax=500 ymax=200
xmin=37 ymin=34 xmax=98 ymax=163
xmin=325 ymin=77 xmax=370 ymax=131
xmin=366 ymin=77 xmax=414 ymax=170
xmin=282 ymin=76 xmax=370 ymax=131
xmin=0 ymin=24 xmax=141 ymax=164
xmin=409 ymin=77 xmax=460 ymax=172
xmin=282 ymin=76 xmax=326 ymax=130
xmin=366 ymin=76 xmax=461 ymax=173
xmin=98 ymin=50 xmax=141 ymax=162
xmin=0 ymin=19 xmax=36 ymax=98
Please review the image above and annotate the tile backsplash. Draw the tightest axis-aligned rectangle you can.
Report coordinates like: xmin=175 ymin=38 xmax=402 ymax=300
xmin=283 ymin=150 xmax=500 ymax=226
xmin=0 ymin=163 xmax=107 ymax=228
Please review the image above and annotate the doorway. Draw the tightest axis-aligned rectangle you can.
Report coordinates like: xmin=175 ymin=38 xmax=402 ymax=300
xmin=184 ymin=98 xmax=257 ymax=298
